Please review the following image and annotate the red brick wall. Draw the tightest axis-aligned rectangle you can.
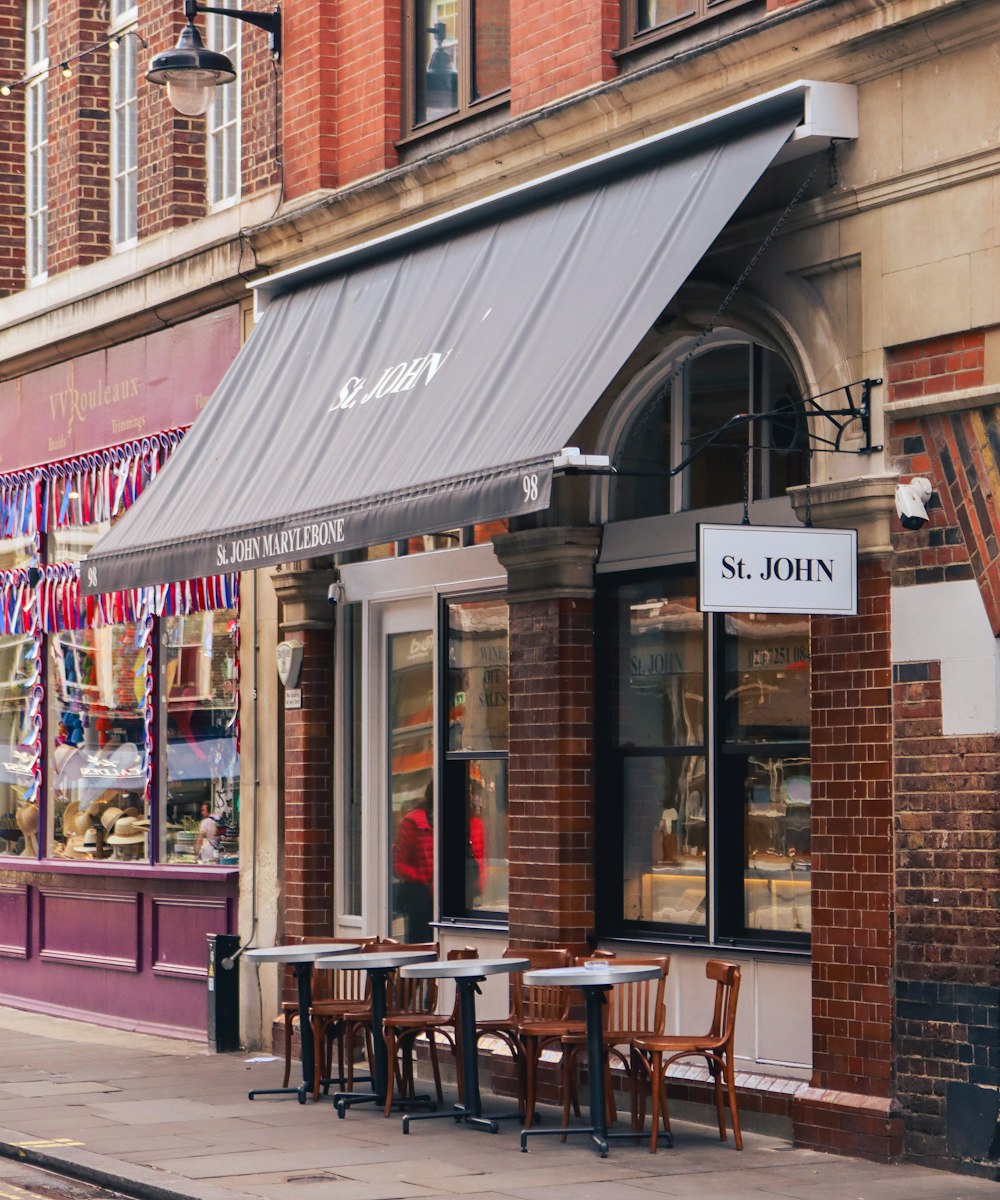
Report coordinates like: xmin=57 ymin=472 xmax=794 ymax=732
xmin=281 ymin=624 xmax=335 ymax=940
xmin=794 ymin=560 xmax=898 ymax=1157
xmin=47 ymin=3 xmax=110 ymax=272
xmin=506 ymin=596 xmax=595 ymax=951
xmin=887 ymin=361 xmax=1000 ymax=1169
xmin=509 ymin=0 xmax=617 ymax=115
xmin=886 ymin=332 xmax=984 ymax=405
xmin=0 ymin=1 xmax=26 ymax=294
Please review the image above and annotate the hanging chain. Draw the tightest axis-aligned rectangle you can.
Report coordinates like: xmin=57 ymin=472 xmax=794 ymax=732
xmin=742 ymin=449 xmax=751 ymax=525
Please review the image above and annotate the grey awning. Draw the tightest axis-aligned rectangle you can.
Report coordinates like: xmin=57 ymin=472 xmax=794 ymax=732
xmin=82 ymin=106 xmax=807 ymax=594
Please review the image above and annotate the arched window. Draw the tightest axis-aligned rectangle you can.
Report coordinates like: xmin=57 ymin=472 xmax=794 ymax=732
xmin=610 ymin=335 xmax=807 ymax=521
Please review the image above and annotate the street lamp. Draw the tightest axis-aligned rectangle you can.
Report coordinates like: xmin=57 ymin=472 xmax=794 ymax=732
xmin=147 ymin=0 xmax=281 ymax=117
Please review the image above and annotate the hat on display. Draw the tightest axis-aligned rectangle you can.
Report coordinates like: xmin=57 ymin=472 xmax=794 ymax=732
xmin=75 ymin=810 xmax=96 ymax=835
xmin=80 ymin=826 xmax=100 ymax=853
xmin=100 ymin=806 xmax=125 ymax=834
xmin=107 ymin=815 xmax=148 ymax=845
xmin=16 ymin=802 xmax=39 ymax=836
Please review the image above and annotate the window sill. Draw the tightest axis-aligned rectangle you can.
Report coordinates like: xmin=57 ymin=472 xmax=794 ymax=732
xmin=0 ymin=858 xmax=239 ymax=883
xmin=433 ymin=916 xmax=509 ymax=934
xmin=599 ymin=931 xmax=809 ymax=959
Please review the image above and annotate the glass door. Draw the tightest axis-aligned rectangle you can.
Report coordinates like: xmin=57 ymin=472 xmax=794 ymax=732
xmin=385 ymin=622 xmax=435 ymax=941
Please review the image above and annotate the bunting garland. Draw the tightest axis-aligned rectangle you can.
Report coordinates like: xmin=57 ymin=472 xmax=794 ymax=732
xmin=0 ymin=428 xmax=186 ymax=539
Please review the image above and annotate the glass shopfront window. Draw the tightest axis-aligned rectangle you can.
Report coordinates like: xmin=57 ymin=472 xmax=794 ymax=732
xmin=442 ymin=595 xmax=509 ymax=919
xmin=599 ymin=568 xmax=811 ymax=947
xmin=163 ymin=611 xmax=240 ymax=865
xmin=48 ymin=622 xmax=147 ymax=861
xmin=0 ymin=534 xmax=36 ymax=858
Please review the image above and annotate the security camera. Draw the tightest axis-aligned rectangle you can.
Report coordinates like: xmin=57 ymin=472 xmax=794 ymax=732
xmin=895 ymin=477 xmax=933 ymax=530
xmin=327 ymin=580 xmax=344 ymax=606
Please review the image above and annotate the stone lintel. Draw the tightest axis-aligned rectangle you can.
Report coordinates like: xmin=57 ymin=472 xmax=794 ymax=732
xmin=492 ymin=527 xmax=602 ymax=601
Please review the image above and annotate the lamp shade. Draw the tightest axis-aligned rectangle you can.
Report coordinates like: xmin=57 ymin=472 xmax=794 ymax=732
xmin=146 ymin=20 xmax=237 ymax=116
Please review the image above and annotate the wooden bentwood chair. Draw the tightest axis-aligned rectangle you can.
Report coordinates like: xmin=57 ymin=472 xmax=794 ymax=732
xmin=476 ymin=947 xmax=577 ymax=1125
xmin=382 ymin=946 xmax=478 ymax=1115
xmin=560 ymin=955 xmax=670 ymax=1134
xmin=631 ymin=959 xmax=743 ymax=1152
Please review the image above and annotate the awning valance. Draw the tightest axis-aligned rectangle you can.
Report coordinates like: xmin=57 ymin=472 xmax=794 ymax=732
xmin=81 ymin=84 xmax=854 ymax=595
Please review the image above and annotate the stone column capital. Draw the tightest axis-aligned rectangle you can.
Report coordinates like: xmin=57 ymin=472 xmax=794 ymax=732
xmin=788 ymin=476 xmax=896 ymax=559
xmin=271 ymin=566 xmax=338 ymax=633
xmin=492 ymin=527 xmax=602 ymax=601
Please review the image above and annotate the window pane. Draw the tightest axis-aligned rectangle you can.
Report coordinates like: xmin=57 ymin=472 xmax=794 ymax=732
xmin=743 ymin=755 xmax=811 ymax=933
xmin=723 ymin=612 xmax=810 ymax=743
xmin=388 ymin=630 xmax=435 ymax=940
xmin=614 ymin=576 xmax=703 ymax=748
xmin=415 ymin=0 xmax=459 ymax=125
xmin=612 ymin=385 xmax=672 ymax=520
xmin=448 ymin=597 xmax=508 ymax=752
xmin=636 ymin=0 xmax=695 ymax=32
xmin=0 ymin=633 xmax=38 ymax=859
xmin=686 ymin=344 xmax=749 ymax=509
xmin=162 ymin=611 xmax=239 ymax=865
xmin=461 ymin=757 xmax=507 ymax=913
xmin=763 ymin=349 xmax=807 ymax=497
xmin=472 ymin=0 xmax=508 ymax=100
xmin=49 ymin=623 xmax=148 ymax=861
xmin=623 ymin=754 xmax=706 ymax=927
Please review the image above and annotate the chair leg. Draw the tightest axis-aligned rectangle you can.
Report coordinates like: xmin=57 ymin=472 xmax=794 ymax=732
xmin=724 ymin=1053 xmax=743 ymax=1151
xmin=648 ymin=1050 xmax=662 ymax=1153
xmin=282 ymin=1012 xmax=294 ymax=1088
xmin=522 ymin=1036 xmax=538 ymax=1128
xmin=604 ymin=1056 xmax=616 ymax=1127
xmin=560 ymin=1044 xmax=575 ymax=1140
xmin=383 ymin=1026 xmax=397 ymax=1117
xmin=709 ymin=1054 xmax=726 ymax=1142
xmin=428 ymin=1034 xmax=444 ymax=1103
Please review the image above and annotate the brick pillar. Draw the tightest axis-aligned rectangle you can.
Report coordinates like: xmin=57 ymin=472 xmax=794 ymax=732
xmin=789 ymin=479 xmax=901 ymax=1160
xmin=272 ymin=567 xmax=338 ymax=941
xmin=0 ymin=1 xmax=25 ymax=294
xmin=493 ymin=527 xmax=601 ymax=953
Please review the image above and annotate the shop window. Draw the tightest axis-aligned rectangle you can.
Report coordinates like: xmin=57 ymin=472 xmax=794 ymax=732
xmin=25 ymin=0 xmax=48 ymax=284
xmin=110 ymin=1 xmax=138 ymax=249
xmin=610 ymin=337 xmax=806 ymax=521
xmin=623 ymin=0 xmax=758 ymax=47
xmin=0 ymin=475 xmax=242 ymax=868
xmin=406 ymin=0 xmax=509 ymax=133
xmin=597 ymin=567 xmax=810 ymax=947
xmin=206 ymin=1 xmax=240 ymax=208
xmin=440 ymin=595 xmax=508 ymax=920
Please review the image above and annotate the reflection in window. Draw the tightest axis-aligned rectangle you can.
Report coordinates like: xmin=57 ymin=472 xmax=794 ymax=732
xmin=163 ymin=611 xmax=239 ymax=865
xmin=388 ymin=630 xmax=435 ymax=940
xmin=631 ymin=0 xmax=753 ymax=40
xmin=411 ymin=0 xmax=509 ymax=130
xmin=445 ymin=597 xmax=508 ymax=917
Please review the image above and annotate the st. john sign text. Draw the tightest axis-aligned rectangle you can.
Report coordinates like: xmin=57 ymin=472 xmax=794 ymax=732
xmin=697 ymin=523 xmax=857 ymax=615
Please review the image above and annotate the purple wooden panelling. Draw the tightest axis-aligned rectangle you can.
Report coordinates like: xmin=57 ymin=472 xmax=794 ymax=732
xmin=151 ymin=895 xmax=231 ymax=979
xmin=0 ymin=884 xmax=29 ymax=958
xmin=38 ymin=888 xmax=141 ymax=972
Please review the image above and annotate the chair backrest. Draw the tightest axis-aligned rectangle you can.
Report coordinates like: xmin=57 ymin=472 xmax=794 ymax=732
xmin=292 ymin=935 xmax=376 ymax=1005
xmin=576 ymin=954 xmax=669 ymax=1037
xmin=384 ymin=942 xmax=440 ymax=1014
xmin=506 ymin=947 xmax=574 ymax=1023
xmin=705 ymin=959 xmax=741 ymax=1045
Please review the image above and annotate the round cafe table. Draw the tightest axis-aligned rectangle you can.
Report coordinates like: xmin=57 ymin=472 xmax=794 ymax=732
xmin=315 ymin=949 xmax=438 ymax=1117
xmin=244 ymin=943 xmax=359 ymax=1104
xmin=519 ymin=963 xmax=661 ymax=1158
xmin=397 ymin=956 xmax=529 ymax=1134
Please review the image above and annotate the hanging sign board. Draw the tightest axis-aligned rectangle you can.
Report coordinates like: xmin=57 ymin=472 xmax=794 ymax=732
xmin=697 ymin=523 xmax=857 ymax=615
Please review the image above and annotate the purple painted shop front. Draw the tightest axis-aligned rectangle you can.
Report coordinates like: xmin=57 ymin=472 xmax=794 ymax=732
xmin=0 ymin=307 xmax=241 ymax=1038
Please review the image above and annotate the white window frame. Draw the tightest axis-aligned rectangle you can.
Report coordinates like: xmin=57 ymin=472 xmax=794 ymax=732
xmin=24 ymin=0 xmax=48 ymax=284
xmin=109 ymin=3 xmax=139 ymax=250
xmin=206 ymin=4 xmax=241 ymax=209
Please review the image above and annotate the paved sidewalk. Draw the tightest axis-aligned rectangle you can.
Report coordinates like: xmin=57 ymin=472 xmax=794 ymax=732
xmin=0 ymin=1006 xmax=995 ymax=1200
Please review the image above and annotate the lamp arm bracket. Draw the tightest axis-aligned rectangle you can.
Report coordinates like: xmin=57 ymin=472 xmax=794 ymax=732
xmin=185 ymin=0 xmax=281 ymax=54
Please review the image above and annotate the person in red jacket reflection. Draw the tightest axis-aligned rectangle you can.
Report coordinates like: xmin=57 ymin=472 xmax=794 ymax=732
xmin=392 ymin=783 xmax=434 ymax=941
